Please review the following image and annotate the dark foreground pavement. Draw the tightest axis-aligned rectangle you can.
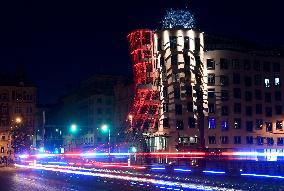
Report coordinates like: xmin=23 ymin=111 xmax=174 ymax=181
xmin=0 ymin=167 xmax=158 ymax=191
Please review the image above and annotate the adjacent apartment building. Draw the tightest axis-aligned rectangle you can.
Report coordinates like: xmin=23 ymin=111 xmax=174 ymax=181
xmin=0 ymin=83 xmax=36 ymax=157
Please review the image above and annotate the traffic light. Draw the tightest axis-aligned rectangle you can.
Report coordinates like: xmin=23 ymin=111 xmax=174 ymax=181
xmin=101 ymin=124 xmax=108 ymax=133
xmin=70 ymin=124 xmax=77 ymax=133
xmin=130 ymin=146 xmax=137 ymax=153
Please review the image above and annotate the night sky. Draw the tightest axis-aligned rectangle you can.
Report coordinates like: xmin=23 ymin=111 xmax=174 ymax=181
xmin=1 ymin=0 xmax=284 ymax=104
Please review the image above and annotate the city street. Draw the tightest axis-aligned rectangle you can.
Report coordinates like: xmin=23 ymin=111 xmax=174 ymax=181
xmin=0 ymin=166 xmax=283 ymax=191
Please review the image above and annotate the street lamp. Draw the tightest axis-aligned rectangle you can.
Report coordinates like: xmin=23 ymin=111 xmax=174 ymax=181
xmin=15 ymin=117 xmax=22 ymax=124
xmin=101 ymin=124 xmax=110 ymax=154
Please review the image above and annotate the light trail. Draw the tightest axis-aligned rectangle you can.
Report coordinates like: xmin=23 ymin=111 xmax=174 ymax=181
xmin=15 ymin=164 xmax=240 ymax=191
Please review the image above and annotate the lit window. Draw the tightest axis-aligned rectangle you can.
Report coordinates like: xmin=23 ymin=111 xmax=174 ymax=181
xmin=265 ymin=78 xmax=270 ymax=87
xmin=222 ymin=121 xmax=229 ymax=131
xmin=234 ymin=118 xmax=241 ymax=129
xmin=208 ymin=118 xmax=215 ymax=129
xmin=276 ymin=121 xmax=283 ymax=130
xmin=256 ymin=119 xmax=263 ymax=130
xmin=266 ymin=122 xmax=272 ymax=132
xmin=275 ymin=77 xmax=280 ymax=86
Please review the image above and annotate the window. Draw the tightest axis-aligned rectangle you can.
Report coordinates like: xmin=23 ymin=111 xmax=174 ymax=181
xmin=208 ymin=74 xmax=215 ymax=84
xmin=276 ymin=105 xmax=282 ymax=115
xmin=0 ymin=147 xmax=4 ymax=153
xmin=265 ymin=78 xmax=270 ymax=87
xmin=157 ymin=38 xmax=162 ymax=51
xmin=170 ymin=36 xmax=177 ymax=49
xmin=163 ymin=118 xmax=169 ymax=128
xmin=276 ymin=121 xmax=283 ymax=130
xmin=208 ymin=104 xmax=215 ymax=113
xmin=265 ymin=107 xmax=272 ymax=117
xmin=266 ymin=122 xmax=272 ymax=132
xmin=184 ymin=54 xmax=190 ymax=65
xmin=220 ymin=75 xmax=229 ymax=86
xmin=221 ymin=90 xmax=229 ymax=101
xmin=275 ymin=77 xmax=280 ymax=86
xmin=184 ymin=36 xmax=189 ymax=50
xmin=1 ymin=136 xmax=5 ymax=140
xmin=220 ymin=136 xmax=228 ymax=144
xmin=256 ymin=104 xmax=262 ymax=114
xmin=234 ymin=118 xmax=241 ymax=129
xmin=257 ymin=136 xmax=264 ymax=145
xmin=208 ymin=89 xmax=215 ymax=98
xmin=175 ymin=104 xmax=182 ymax=115
xmin=234 ymin=103 xmax=241 ymax=114
xmin=207 ymin=59 xmax=215 ymax=70
xmin=267 ymin=137 xmax=274 ymax=145
xmin=256 ymin=119 xmax=263 ymax=130
xmin=220 ymin=58 xmax=229 ymax=69
xmin=245 ymin=91 xmax=252 ymax=101
xmin=254 ymin=74 xmax=262 ymax=86
xmin=273 ymin=62 xmax=280 ymax=72
xmin=208 ymin=118 xmax=215 ymax=129
xmin=234 ymin=136 xmax=241 ymax=144
xmin=187 ymin=102 xmax=193 ymax=112
xmin=265 ymin=93 xmax=271 ymax=103
xmin=232 ymin=59 xmax=240 ymax=69
xmin=246 ymin=136 xmax=253 ymax=144
xmin=253 ymin=60 xmax=261 ymax=71
xmin=222 ymin=121 xmax=229 ymax=131
xmin=275 ymin=91 xmax=282 ymax=101
xmin=163 ymin=87 xmax=168 ymax=97
xmin=244 ymin=76 xmax=252 ymax=87
xmin=234 ymin=88 xmax=241 ymax=99
xmin=263 ymin=62 xmax=270 ymax=72
xmin=233 ymin=73 xmax=240 ymax=84
xmin=185 ymin=86 xmax=192 ymax=96
xmin=171 ymin=54 xmax=177 ymax=65
xmin=160 ymin=56 xmax=164 ymax=66
xmin=244 ymin=59 xmax=251 ymax=70
xmin=173 ymin=73 xmax=179 ymax=82
xmin=195 ymin=37 xmax=200 ymax=51
xmin=176 ymin=120 xmax=184 ymax=130
xmin=255 ymin=89 xmax=262 ymax=100
xmin=174 ymin=87 xmax=180 ymax=99
xmin=188 ymin=117 xmax=195 ymax=128
xmin=246 ymin=121 xmax=253 ymax=132
xmin=221 ymin=106 xmax=229 ymax=116
xmin=208 ymin=136 xmax=216 ymax=144
xmin=277 ymin=137 xmax=284 ymax=145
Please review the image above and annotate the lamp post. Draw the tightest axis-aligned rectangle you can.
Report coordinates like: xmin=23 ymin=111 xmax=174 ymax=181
xmin=101 ymin=124 xmax=110 ymax=154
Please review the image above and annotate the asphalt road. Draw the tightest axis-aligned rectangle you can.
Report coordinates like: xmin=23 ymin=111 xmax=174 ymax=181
xmin=1 ymin=167 xmax=284 ymax=191
xmin=0 ymin=167 xmax=158 ymax=191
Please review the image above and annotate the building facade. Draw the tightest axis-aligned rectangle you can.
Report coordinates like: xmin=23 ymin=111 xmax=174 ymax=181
xmin=205 ymin=50 xmax=284 ymax=154
xmin=56 ymin=75 xmax=130 ymax=152
xmin=127 ymin=28 xmax=284 ymax=153
xmin=0 ymin=85 xmax=36 ymax=157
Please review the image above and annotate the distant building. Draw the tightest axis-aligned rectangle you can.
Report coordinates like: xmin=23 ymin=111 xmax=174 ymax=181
xmin=48 ymin=75 xmax=131 ymax=152
xmin=0 ymin=83 xmax=36 ymax=157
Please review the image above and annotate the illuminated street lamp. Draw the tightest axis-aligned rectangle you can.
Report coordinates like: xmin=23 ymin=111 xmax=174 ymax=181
xmin=101 ymin=124 xmax=110 ymax=154
xmin=15 ymin=117 xmax=22 ymax=124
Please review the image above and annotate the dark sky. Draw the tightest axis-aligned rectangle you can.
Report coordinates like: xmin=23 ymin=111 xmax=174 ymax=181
xmin=1 ymin=0 xmax=284 ymax=104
